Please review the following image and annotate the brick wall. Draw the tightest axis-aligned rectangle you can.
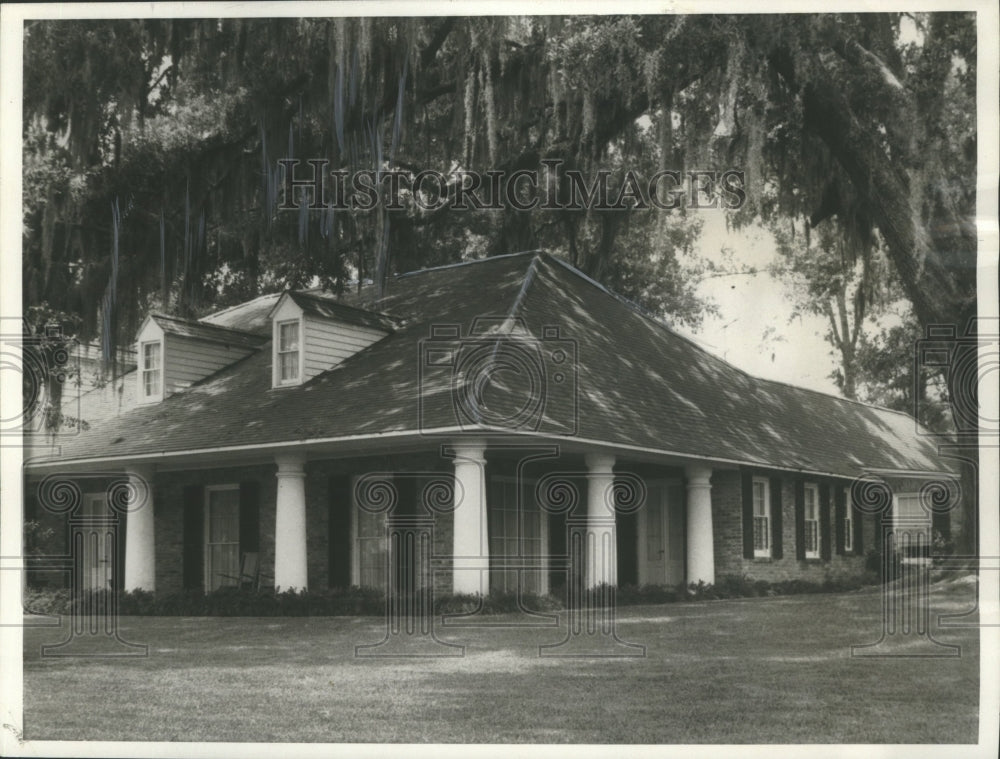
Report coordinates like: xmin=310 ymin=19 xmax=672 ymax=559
xmin=29 ymin=454 xmax=924 ymax=596
xmin=711 ymin=467 xmax=872 ymax=583
xmin=154 ymin=463 xmax=277 ymax=593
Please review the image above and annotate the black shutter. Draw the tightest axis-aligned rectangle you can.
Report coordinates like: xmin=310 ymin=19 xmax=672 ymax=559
xmin=328 ymin=475 xmax=352 ymax=588
xmin=794 ymin=479 xmax=806 ymax=560
xmin=834 ymin=485 xmax=846 ymax=555
xmin=770 ymin=476 xmax=783 ymax=559
xmin=740 ymin=469 xmax=755 ymax=559
xmin=239 ymin=480 xmax=260 ymax=554
xmin=853 ymin=496 xmax=864 ymax=554
xmin=873 ymin=507 xmax=884 ymax=556
xmin=820 ymin=482 xmax=832 ymax=560
xmin=182 ymin=485 xmax=204 ymax=590
xmin=115 ymin=507 xmax=127 ymax=592
xmin=932 ymin=505 xmax=951 ymax=545
xmin=616 ymin=508 xmax=639 ymax=586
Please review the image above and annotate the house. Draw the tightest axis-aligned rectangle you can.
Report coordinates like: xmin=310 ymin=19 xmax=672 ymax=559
xmin=22 ymin=251 xmax=958 ymax=598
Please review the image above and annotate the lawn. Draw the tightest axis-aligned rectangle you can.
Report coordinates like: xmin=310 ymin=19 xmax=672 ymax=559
xmin=22 ymin=579 xmax=980 ymax=743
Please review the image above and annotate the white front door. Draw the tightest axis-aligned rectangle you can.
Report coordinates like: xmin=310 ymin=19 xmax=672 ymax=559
xmin=638 ymin=481 xmax=684 ymax=586
xmin=81 ymin=494 xmax=113 ymax=590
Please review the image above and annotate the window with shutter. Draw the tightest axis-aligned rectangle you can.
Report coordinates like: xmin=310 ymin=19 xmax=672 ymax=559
xmin=752 ymin=477 xmax=770 ymax=558
xmin=803 ymin=483 xmax=820 ymax=559
xmin=844 ymin=490 xmax=854 ymax=553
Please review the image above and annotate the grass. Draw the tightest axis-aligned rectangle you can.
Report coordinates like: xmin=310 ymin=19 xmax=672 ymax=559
xmin=22 ymin=579 xmax=980 ymax=743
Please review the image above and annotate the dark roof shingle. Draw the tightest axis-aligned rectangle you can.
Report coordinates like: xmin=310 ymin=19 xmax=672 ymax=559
xmin=150 ymin=314 xmax=267 ymax=350
xmin=29 ymin=252 xmax=950 ymax=478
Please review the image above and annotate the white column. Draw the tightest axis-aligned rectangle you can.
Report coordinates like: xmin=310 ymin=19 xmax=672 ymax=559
xmin=274 ymin=453 xmax=308 ymax=591
xmin=685 ymin=465 xmax=715 ymax=586
xmin=451 ymin=441 xmax=489 ymax=596
xmin=124 ymin=465 xmax=156 ymax=591
xmin=585 ymin=452 xmax=617 ymax=588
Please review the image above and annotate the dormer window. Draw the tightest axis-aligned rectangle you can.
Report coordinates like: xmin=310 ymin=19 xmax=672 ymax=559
xmin=268 ymin=291 xmax=394 ymax=388
xmin=276 ymin=319 xmax=301 ymax=385
xmin=135 ymin=314 xmax=265 ymax=403
xmin=140 ymin=341 xmax=162 ymax=402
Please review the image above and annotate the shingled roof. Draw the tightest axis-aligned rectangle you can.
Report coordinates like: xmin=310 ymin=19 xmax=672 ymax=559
xmin=279 ymin=291 xmax=399 ymax=333
xmin=26 ymin=252 xmax=950 ymax=478
xmin=148 ymin=313 xmax=267 ymax=350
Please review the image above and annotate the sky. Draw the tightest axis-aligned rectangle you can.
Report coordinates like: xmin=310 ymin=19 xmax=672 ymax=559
xmin=678 ymin=212 xmax=843 ymax=396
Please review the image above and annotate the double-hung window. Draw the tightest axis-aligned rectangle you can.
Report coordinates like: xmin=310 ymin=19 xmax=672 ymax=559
xmin=803 ymin=483 xmax=820 ymax=559
xmin=141 ymin=341 xmax=161 ymax=400
xmin=844 ymin=491 xmax=854 ymax=552
xmin=752 ymin=477 xmax=771 ymax=557
xmin=276 ymin=320 xmax=300 ymax=385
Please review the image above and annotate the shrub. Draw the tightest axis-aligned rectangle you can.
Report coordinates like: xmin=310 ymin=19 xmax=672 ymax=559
xmin=616 ymin=584 xmax=681 ymax=605
xmin=23 ymin=587 xmax=71 ymax=616
xmin=435 ymin=591 xmax=564 ymax=615
xmin=932 ymin=529 xmax=955 ymax=565
xmin=22 ymin=586 xmax=387 ymax=617
xmin=19 ymin=571 xmax=882 ymax=618
xmin=865 ymin=549 xmax=883 ymax=576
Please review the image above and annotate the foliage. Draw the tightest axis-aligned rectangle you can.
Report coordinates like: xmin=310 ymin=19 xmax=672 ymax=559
xmin=681 ymin=572 xmax=880 ymax=601
xmin=853 ymin=315 xmax=952 ymax=433
xmin=23 ymin=586 xmax=386 ymax=617
xmin=21 ymin=13 xmax=977 ymax=372
xmin=22 ymin=572 xmax=890 ymax=617
xmin=22 ymin=520 xmax=55 ymax=555
xmin=434 ymin=591 xmax=564 ymax=615
xmin=19 ymin=304 xmax=83 ymax=434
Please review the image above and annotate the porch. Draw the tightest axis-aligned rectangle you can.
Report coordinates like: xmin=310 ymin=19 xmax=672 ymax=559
xmin=24 ymin=440 xmax=718 ymax=598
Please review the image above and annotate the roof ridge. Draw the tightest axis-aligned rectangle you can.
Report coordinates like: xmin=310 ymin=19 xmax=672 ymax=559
xmin=394 ymin=250 xmax=542 ymax=280
xmin=152 ymin=313 xmax=264 ymax=340
xmin=290 ymin=289 xmax=398 ymax=320
xmin=503 ymin=253 xmax=542 ymax=327
xmin=537 ymin=252 xmax=923 ymax=424
xmin=200 ymin=292 xmax=280 ymax=323
xmin=538 ymin=252 xmax=758 ymax=379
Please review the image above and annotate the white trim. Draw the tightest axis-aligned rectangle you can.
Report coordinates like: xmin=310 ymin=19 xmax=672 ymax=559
xmin=803 ymin=482 xmax=821 ymax=559
xmin=844 ymin=488 xmax=854 ymax=553
xmin=273 ymin=317 xmax=303 ymax=388
xmin=892 ymin=492 xmax=933 ymax=532
xmin=137 ymin=339 xmax=163 ymax=404
xmin=204 ymin=483 xmax=240 ymax=592
xmin=752 ymin=476 xmax=771 ymax=558
xmin=23 ymin=425 xmax=954 ymax=482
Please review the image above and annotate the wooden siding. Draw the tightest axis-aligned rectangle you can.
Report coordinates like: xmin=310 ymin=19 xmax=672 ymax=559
xmin=164 ymin=334 xmax=254 ymax=394
xmin=302 ymin=315 xmax=386 ymax=380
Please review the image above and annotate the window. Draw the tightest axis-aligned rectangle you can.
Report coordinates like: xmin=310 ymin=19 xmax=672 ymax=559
xmin=489 ymin=477 xmax=547 ymax=595
xmin=81 ymin=494 xmax=113 ymax=590
xmin=893 ymin=493 xmax=931 ymax=557
xmin=276 ymin=320 xmax=300 ymax=385
xmin=205 ymin=485 xmax=240 ymax=591
xmin=803 ymin=483 xmax=820 ymax=559
xmin=141 ymin=341 xmax=161 ymax=399
xmin=844 ymin=491 xmax=854 ymax=552
xmin=894 ymin=493 xmax=930 ymax=530
xmin=752 ymin=477 xmax=771 ymax=557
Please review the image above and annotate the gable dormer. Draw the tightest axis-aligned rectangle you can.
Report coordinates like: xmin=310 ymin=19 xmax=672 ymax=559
xmin=268 ymin=291 xmax=395 ymax=388
xmin=135 ymin=314 xmax=266 ymax=404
